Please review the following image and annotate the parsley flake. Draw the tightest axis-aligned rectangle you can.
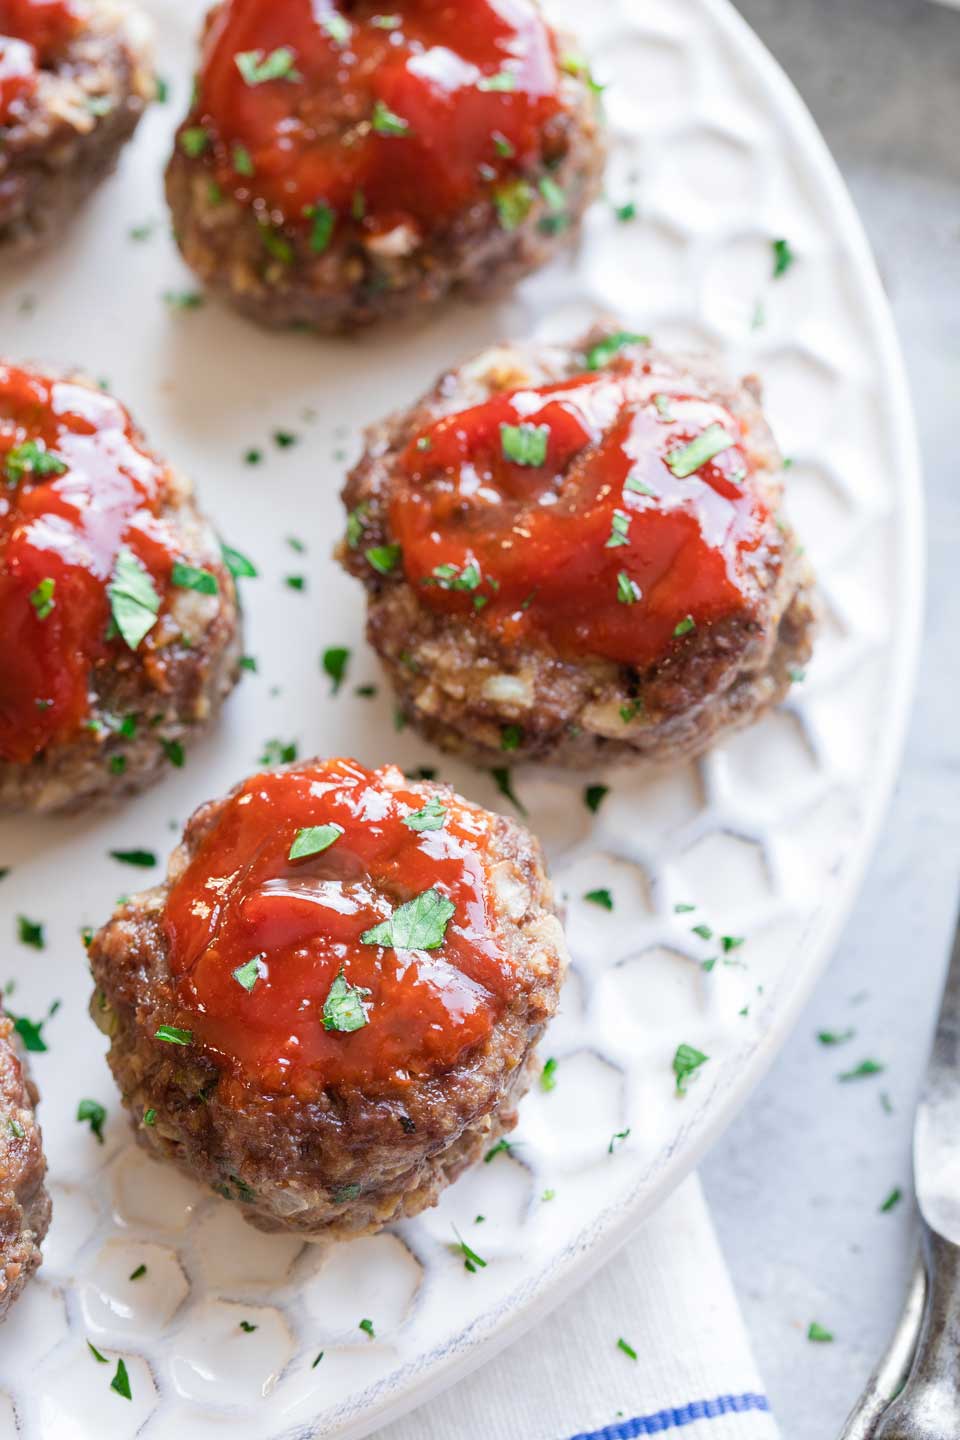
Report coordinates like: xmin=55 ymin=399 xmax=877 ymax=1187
xmin=605 ymin=509 xmax=630 ymax=548
xmin=17 ymin=915 xmax=45 ymax=949
xmin=235 ymin=47 xmax=301 ymax=86
xmin=371 ymin=99 xmax=410 ymax=136
xmin=484 ymin=1137 xmax=513 ymax=1163
xmin=585 ymin=332 xmax=647 ymax=372
xmin=322 ymin=970 xmax=369 ymax=1032
xmin=838 ymin=1059 xmax=885 ymax=1082
xmin=109 ymin=849 xmax=156 ymax=867
xmin=617 ymin=1337 xmax=638 ymax=1361
xmin=366 ymin=543 xmax=402 ymax=575
xmin=289 ymin=824 xmax=343 ymax=860
xmin=491 ymin=767 xmax=526 ymax=816
xmin=673 ymin=1043 xmax=709 ymax=1094
xmin=110 ymin=1357 xmax=132 ymax=1400
xmin=807 ymin=1321 xmax=833 ymax=1343
xmin=322 ymin=646 xmax=351 ymax=693
xmin=540 ymin=1056 xmax=558 ymax=1092
xmin=108 ymin=547 xmax=160 ymax=651
xmin=617 ymin=571 xmax=640 ymax=605
xmin=361 ymin=888 xmax=454 ymax=951
xmin=585 ymin=888 xmax=613 ymax=910
xmin=772 ymin=237 xmax=796 ymax=279
xmin=221 ymin=543 xmax=258 ymax=579
xmin=232 ymin=957 xmax=265 ymax=993
xmin=359 ymin=1318 xmax=375 ymax=1339
xmin=305 ymin=200 xmax=335 ymax=253
xmin=171 ymin=560 xmax=218 ymax=595
xmin=674 ymin=616 xmax=695 ymax=637
xmin=493 ymin=178 xmax=535 ymax=231
xmin=5 ymin=439 xmax=68 ymax=486
xmin=129 ymin=1264 xmax=147 ymax=1281
xmin=880 ymin=1187 xmax=903 ymax=1214
xmin=403 ymin=796 xmax=447 ymax=833
xmin=154 ymin=1025 xmax=192 ymax=1046
xmin=77 ymin=1098 xmax=107 ymax=1144
xmin=451 ymin=1226 xmax=487 ymax=1273
xmin=667 ymin=424 xmax=735 ymax=479
xmin=583 ymin=784 xmax=609 ymax=815
xmin=501 ymin=422 xmax=549 ymax=467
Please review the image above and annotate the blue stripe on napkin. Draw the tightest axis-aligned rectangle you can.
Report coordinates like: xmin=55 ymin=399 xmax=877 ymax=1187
xmin=568 ymin=1393 xmax=771 ymax=1439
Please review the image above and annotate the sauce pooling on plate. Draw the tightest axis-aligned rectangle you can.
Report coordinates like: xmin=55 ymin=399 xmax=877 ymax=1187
xmin=0 ymin=0 xmax=84 ymax=122
xmin=0 ymin=364 xmax=177 ymax=764
xmin=388 ymin=344 xmax=777 ymax=667
xmin=192 ymin=0 xmax=564 ymax=243
xmin=163 ymin=759 xmax=514 ymax=1099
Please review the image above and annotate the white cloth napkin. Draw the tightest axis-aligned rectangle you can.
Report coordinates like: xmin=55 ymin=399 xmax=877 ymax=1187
xmin=377 ymin=1176 xmax=778 ymax=1440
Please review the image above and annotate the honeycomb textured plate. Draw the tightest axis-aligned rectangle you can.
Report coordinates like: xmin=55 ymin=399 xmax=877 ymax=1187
xmin=0 ymin=0 xmax=922 ymax=1436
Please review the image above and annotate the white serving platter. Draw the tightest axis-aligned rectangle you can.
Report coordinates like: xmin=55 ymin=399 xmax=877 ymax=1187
xmin=0 ymin=0 xmax=922 ymax=1436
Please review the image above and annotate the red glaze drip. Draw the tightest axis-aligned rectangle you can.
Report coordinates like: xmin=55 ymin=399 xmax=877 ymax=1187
xmin=0 ymin=365 xmax=177 ymax=764
xmin=163 ymin=760 xmax=513 ymax=1099
xmin=389 ymin=352 xmax=775 ymax=667
xmin=0 ymin=1 xmax=83 ymax=123
xmin=194 ymin=0 xmax=563 ymax=237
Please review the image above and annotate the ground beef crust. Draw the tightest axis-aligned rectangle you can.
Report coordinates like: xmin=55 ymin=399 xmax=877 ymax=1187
xmin=164 ymin=17 xmax=605 ymax=333
xmin=89 ymin=767 xmax=568 ymax=1237
xmin=0 ymin=0 xmax=154 ymax=251
xmin=339 ymin=330 xmax=817 ymax=769
xmin=0 ymin=372 xmax=243 ymax=816
xmin=0 ymin=1011 xmax=50 ymax=1321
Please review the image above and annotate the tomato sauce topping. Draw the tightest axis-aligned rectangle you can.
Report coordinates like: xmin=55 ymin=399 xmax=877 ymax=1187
xmin=163 ymin=759 xmax=513 ymax=1099
xmin=192 ymin=0 xmax=564 ymax=241
xmin=0 ymin=1 xmax=84 ymax=124
xmin=387 ymin=347 xmax=777 ymax=668
xmin=0 ymin=365 xmax=178 ymax=765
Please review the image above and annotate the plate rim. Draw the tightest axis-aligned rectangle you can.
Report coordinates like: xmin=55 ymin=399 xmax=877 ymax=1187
xmin=291 ymin=1 xmax=925 ymax=1435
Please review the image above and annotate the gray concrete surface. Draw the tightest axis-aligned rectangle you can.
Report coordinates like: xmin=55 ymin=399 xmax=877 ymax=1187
xmin=703 ymin=1 xmax=960 ymax=1435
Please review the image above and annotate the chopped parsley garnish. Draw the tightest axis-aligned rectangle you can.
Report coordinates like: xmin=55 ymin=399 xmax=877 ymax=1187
xmin=163 ymin=289 xmax=204 ymax=310
xmin=143 ymin=1109 xmax=157 ymax=1127
xmin=239 ymin=655 xmax=258 ymax=672
xmin=77 ymin=1098 xmax=107 ymax=1144
xmin=179 ymin=126 xmax=209 ymax=157
xmin=17 ymin=915 xmax=44 ymax=949
xmin=260 ymin=738 xmax=297 ymax=766
xmin=232 ymin=956 xmax=265 ymax=993
xmin=359 ymin=1318 xmax=375 ymax=1339
xmin=673 ymin=1043 xmax=709 ymax=1094
xmin=285 ymin=574 xmax=306 ymax=591
xmin=333 ymin=1183 xmax=361 ymax=1203
xmin=500 ymin=724 xmax=523 ymax=752
xmin=321 ymin=14 xmax=351 ymax=44
xmin=89 ymin=1342 xmax=108 ymax=1364
xmin=322 ymin=970 xmax=369 ymax=1032
xmin=28 ymin=577 xmax=55 ymax=620
xmin=605 ymin=510 xmax=630 ymax=548
xmin=109 ymin=849 xmax=156 ymax=867
xmin=838 ymin=1059 xmax=885 ymax=1082
xmin=155 ymin=75 xmax=169 ymax=103
xmin=691 ymin=923 xmax=713 ymax=940
xmin=161 ymin=738 xmax=185 ymax=768
xmin=108 ymin=547 xmax=160 ymax=651
xmin=8 ymin=1118 xmax=24 ymax=1139
xmin=261 ymin=225 xmax=294 ymax=264
xmin=425 ymin=560 xmax=482 ymax=592
xmin=817 ymin=1028 xmax=854 ymax=1046
xmin=501 ymin=422 xmax=549 ymax=467
xmin=154 ymin=1025 xmax=192 ymax=1046
xmin=492 ymin=130 xmax=514 ymax=158
xmin=494 ymin=178 xmax=535 ymax=231
xmin=608 ymin=1128 xmax=630 ymax=1154
xmin=674 ymin=616 xmax=695 ymax=637
xmin=403 ymin=796 xmax=447 ymax=832
xmin=538 ymin=176 xmax=568 ymax=232
xmin=617 ymin=1337 xmax=638 ymax=1361
xmin=451 ymin=1227 xmax=487 ymax=1273
xmin=371 ymin=14 xmax=401 ymax=28
xmin=772 ymin=238 xmax=796 ymax=279
xmin=478 ymin=69 xmax=517 ymax=92
xmin=322 ymin=647 xmax=350 ymax=693
xmin=5 ymin=439 xmax=67 ymax=486
xmin=583 ymin=784 xmax=609 ymax=814
xmin=9 ymin=1009 xmax=49 ymax=1052
xmin=667 ymin=424 xmax=735 ymax=479
xmin=585 ymin=888 xmax=613 ymax=910
xmin=366 ymin=543 xmax=402 ymax=575
xmin=171 ymin=560 xmax=218 ymax=595
xmin=221 ymin=542 xmax=258 ymax=579
xmin=491 ymin=767 xmax=526 ymax=816
xmin=540 ymin=1056 xmax=558 ymax=1092
xmin=617 ymin=571 xmax=640 ymax=605
xmin=312 ymin=1351 xmax=325 ymax=1368
xmin=675 ymin=903 xmax=696 ymax=913
xmin=484 ymin=1137 xmax=513 ymax=1163
xmin=232 ymin=143 xmax=254 ymax=176
xmin=807 ymin=1321 xmax=833 ymax=1343
xmin=235 ymin=47 xmax=301 ymax=86
xmin=615 ymin=201 xmax=637 ymax=222
xmin=361 ymin=888 xmax=455 ymax=951
xmin=289 ymin=824 xmax=343 ymax=860
xmin=239 ymin=1320 xmax=258 ymax=1333
xmin=129 ymin=1264 xmax=147 ymax=1280
xmin=305 ymin=200 xmax=335 ymax=253
xmin=880 ymin=1187 xmax=902 ymax=1214
xmin=585 ymin=331 xmax=647 ymax=372
xmin=371 ymin=99 xmax=410 ymax=136
xmin=111 ymin=1357 xmax=132 ymax=1400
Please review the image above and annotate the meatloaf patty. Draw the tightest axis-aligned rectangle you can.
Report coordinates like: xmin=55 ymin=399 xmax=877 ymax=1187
xmin=88 ymin=757 xmax=568 ymax=1237
xmin=0 ymin=0 xmax=154 ymax=251
xmin=0 ymin=363 xmax=243 ymax=814
xmin=0 ymin=1007 xmax=50 ymax=1320
xmin=165 ymin=0 xmax=605 ymax=332
xmin=338 ymin=327 xmax=817 ymax=769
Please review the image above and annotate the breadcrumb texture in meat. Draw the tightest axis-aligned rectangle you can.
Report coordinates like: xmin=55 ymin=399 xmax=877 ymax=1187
xmin=0 ymin=1009 xmax=50 ymax=1322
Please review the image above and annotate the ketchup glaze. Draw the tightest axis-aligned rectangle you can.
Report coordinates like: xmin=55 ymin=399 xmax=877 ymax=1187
xmin=387 ymin=345 xmax=778 ymax=668
xmin=189 ymin=0 xmax=566 ymax=244
xmin=0 ymin=1 xmax=84 ymax=124
xmin=163 ymin=759 xmax=515 ymax=1099
xmin=0 ymin=364 xmax=177 ymax=765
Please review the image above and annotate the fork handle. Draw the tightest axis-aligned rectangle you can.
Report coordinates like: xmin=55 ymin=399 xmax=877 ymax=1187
xmin=874 ymin=1226 xmax=960 ymax=1439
